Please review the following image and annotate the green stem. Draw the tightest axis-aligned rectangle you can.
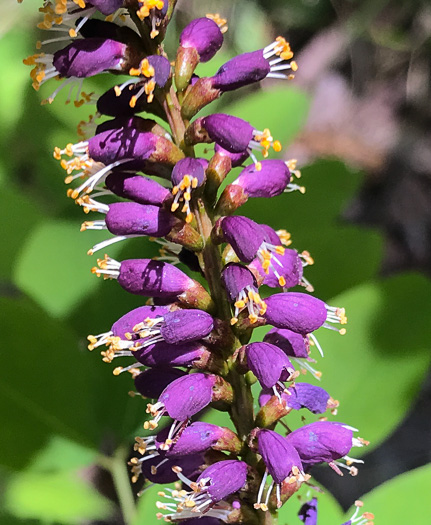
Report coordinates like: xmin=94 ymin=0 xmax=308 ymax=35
xmin=101 ymin=448 xmax=136 ymax=525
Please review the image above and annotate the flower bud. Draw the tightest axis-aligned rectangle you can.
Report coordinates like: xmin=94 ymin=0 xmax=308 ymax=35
xmin=176 ymin=17 xmax=224 ymax=91
xmin=180 ymin=76 xmax=221 ymax=119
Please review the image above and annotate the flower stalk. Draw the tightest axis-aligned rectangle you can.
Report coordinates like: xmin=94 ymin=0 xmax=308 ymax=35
xmin=24 ymin=2 xmax=371 ymax=524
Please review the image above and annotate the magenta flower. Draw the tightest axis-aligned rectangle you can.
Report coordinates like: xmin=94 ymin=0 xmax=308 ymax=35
xmin=180 ymin=17 xmax=224 ymax=62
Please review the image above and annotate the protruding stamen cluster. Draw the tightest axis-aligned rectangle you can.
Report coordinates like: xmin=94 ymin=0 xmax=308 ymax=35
xmin=263 ymin=36 xmax=298 ymax=80
xmin=127 ymin=58 xmax=157 ymax=105
xmin=251 ymin=128 xmax=282 ymax=158
xmin=171 ymin=175 xmax=198 ymax=223
xmin=232 ymin=286 xmax=266 ymax=325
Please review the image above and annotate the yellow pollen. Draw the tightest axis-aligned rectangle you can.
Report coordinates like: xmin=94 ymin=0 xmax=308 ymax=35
xmin=255 ymin=162 xmax=262 ymax=171
xmin=278 ymin=276 xmax=286 ymax=287
xmin=206 ymin=13 xmax=228 ymax=30
xmin=291 ymin=60 xmax=298 ymax=71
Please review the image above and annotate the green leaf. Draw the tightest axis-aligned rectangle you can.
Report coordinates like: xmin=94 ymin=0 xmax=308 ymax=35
xmin=134 ymin=482 xmax=173 ymax=525
xmin=0 ymin=29 xmax=33 ymax=135
xmin=349 ymin=464 xmax=431 ymax=524
xmin=0 ymin=184 xmax=43 ymax=281
xmin=4 ymin=470 xmax=113 ymax=524
xmin=28 ymin=436 xmax=98 ymax=473
xmin=0 ymin=294 xmax=143 ymax=469
xmin=13 ymin=219 xmax=123 ymax=318
xmin=312 ymin=273 xmax=431 ymax=453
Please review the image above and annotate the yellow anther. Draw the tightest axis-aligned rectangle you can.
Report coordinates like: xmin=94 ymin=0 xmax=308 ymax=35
xmin=230 ymin=317 xmax=238 ymax=325
xmin=291 ymin=61 xmax=298 ymax=71
xmin=249 ymin=313 xmax=258 ymax=324
xmin=114 ymin=85 xmax=122 ymax=97
xmin=275 ymin=245 xmax=285 ymax=255
xmin=206 ymin=13 xmax=228 ymax=30
xmin=255 ymin=162 xmax=262 ymax=171
xmin=278 ymin=276 xmax=286 ymax=287
xmin=273 ymin=140 xmax=282 ymax=152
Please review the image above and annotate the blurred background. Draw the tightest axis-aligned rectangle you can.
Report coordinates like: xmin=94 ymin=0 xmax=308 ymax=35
xmin=1 ymin=0 xmax=431 ymax=523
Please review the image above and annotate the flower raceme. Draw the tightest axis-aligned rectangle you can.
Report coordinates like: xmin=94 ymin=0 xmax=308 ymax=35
xmin=25 ymin=2 xmax=371 ymax=524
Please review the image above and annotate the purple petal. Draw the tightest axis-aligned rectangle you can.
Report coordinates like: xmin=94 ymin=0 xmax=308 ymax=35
xmin=160 ymin=309 xmax=214 ymax=344
xmin=246 ymin=342 xmax=295 ymax=389
xmin=221 ymin=216 xmax=265 ymax=263
xmin=286 ymin=383 xmax=331 ymax=414
xmin=212 ymin=50 xmax=270 ymax=91
xmin=264 ymin=327 xmax=310 ymax=358
xmin=286 ymin=421 xmax=353 ymax=466
xmin=233 ymin=159 xmax=290 ymax=198
xmin=171 ymin=157 xmax=206 ymax=186
xmin=257 ymin=429 xmax=303 ymax=483
xmin=196 ymin=460 xmax=247 ymax=503
xmin=180 ymin=17 xmax=223 ymax=62
xmin=118 ymin=259 xmax=194 ymax=297
xmin=105 ymin=173 xmax=171 ymax=206
xmin=298 ymin=498 xmax=318 ymax=525
xmin=134 ymin=367 xmax=186 ymax=399
xmin=202 ymin=114 xmax=254 ymax=153
xmin=105 ymin=202 xmax=175 ymax=237
xmin=221 ymin=263 xmax=257 ymax=302
xmin=264 ymin=293 xmax=327 ymax=334
xmin=53 ymin=38 xmax=126 ymax=78
xmin=160 ymin=373 xmax=216 ymax=420
xmin=112 ymin=305 xmax=169 ymax=338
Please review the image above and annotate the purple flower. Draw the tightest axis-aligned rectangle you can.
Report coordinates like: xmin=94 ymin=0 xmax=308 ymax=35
xmin=134 ymin=367 xmax=187 ymax=399
xmin=221 ymin=263 xmax=266 ymax=324
xmin=53 ymin=38 xmax=127 ymax=78
xmin=180 ymin=17 xmax=224 ymax=62
xmin=286 ymin=421 xmax=362 ymax=474
xmin=245 ymin=342 xmax=297 ymax=391
xmin=91 ymin=256 xmax=213 ymax=310
xmin=298 ymin=497 xmax=318 ymax=525
xmin=155 ymin=422 xmax=241 ymax=455
xmin=200 ymin=114 xmax=282 ymax=157
xmin=250 ymin=248 xmax=303 ymax=289
xmin=136 ymin=0 xmax=168 ymax=39
xmin=218 ymin=216 xmax=266 ymax=263
xmin=211 ymin=38 xmax=297 ymax=92
xmin=82 ymin=202 xmax=175 ymax=238
xmin=194 ymin=460 xmax=247 ymax=503
xmin=341 ymin=501 xmax=375 ymax=525
xmin=264 ymin=292 xmax=347 ymax=335
xmin=255 ymin=429 xmax=305 ymax=510
xmin=133 ymin=308 xmax=214 ymax=346
xmin=147 ymin=373 xmax=232 ymax=431
xmin=234 ymin=159 xmax=291 ymax=197
xmin=264 ymin=327 xmax=310 ymax=358
xmin=105 ymin=172 xmax=171 ymax=206
xmin=135 ymin=341 xmax=214 ymax=370
xmin=260 ymin=383 xmax=336 ymax=415
xmin=170 ymin=157 xmax=207 ymax=223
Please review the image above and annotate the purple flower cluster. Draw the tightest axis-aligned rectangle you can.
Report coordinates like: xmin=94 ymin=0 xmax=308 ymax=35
xmin=26 ymin=2 xmax=369 ymax=524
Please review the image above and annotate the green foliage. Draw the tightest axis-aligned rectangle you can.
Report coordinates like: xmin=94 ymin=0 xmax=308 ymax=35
xmin=315 ymin=273 xmax=431 ymax=452
xmin=4 ymin=470 xmax=113 ymax=524
xmin=357 ymin=464 xmax=431 ymax=524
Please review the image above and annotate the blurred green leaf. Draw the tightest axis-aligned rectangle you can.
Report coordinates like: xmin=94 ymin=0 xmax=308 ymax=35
xmin=134 ymin=482 xmax=174 ymax=525
xmin=4 ymin=470 xmax=113 ymax=524
xmin=13 ymin=219 xmax=123 ymax=318
xmin=0 ymin=29 xmax=33 ymax=136
xmin=0 ymin=184 xmax=43 ymax=280
xmin=0 ymin=294 xmax=143 ymax=468
xmin=312 ymin=273 xmax=431 ymax=453
xmin=28 ymin=435 xmax=98 ymax=473
xmin=352 ymin=464 xmax=431 ymax=524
